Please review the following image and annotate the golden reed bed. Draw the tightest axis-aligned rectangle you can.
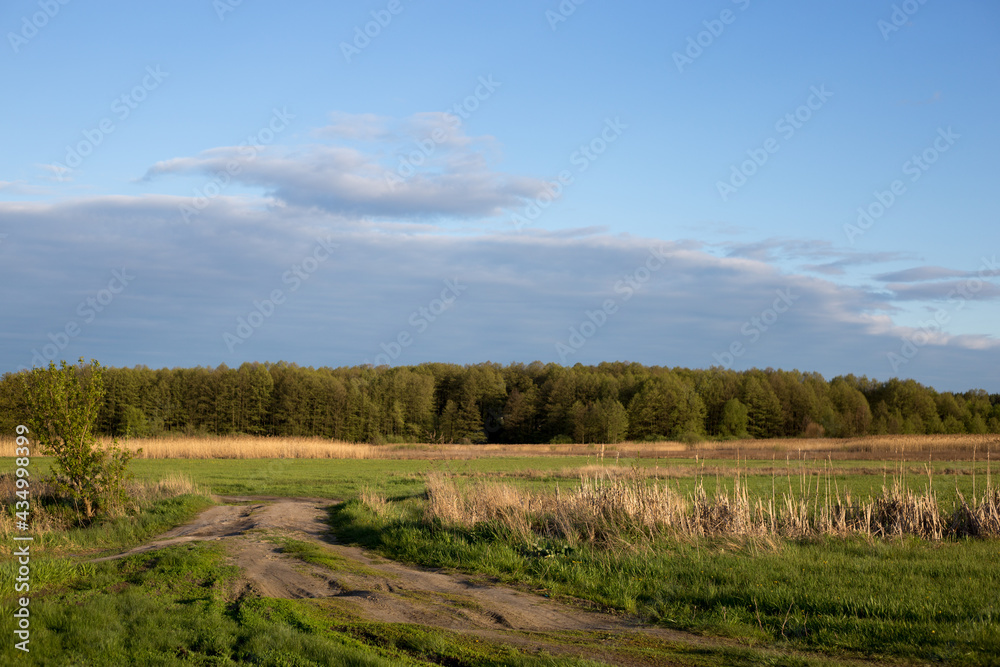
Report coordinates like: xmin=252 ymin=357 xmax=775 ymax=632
xmin=0 ymin=433 xmax=996 ymax=460
xmin=415 ymin=470 xmax=1000 ymax=542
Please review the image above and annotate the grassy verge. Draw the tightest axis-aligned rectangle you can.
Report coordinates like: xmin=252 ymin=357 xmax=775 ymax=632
xmin=330 ymin=495 xmax=1000 ymax=665
xmin=0 ymin=539 xmax=604 ymax=666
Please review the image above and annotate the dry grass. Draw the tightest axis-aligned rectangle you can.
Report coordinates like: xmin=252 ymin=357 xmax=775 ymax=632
xmin=113 ymin=435 xmax=379 ymax=459
xmin=358 ymin=485 xmax=389 ymax=517
xmin=0 ymin=433 xmax=995 ymax=460
xmin=0 ymin=474 xmax=66 ymax=538
xmin=423 ymin=466 xmax=1000 ymax=546
xmin=0 ymin=471 xmax=201 ymax=540
xmin=684 ymin=434 xmax=1000 ymax=461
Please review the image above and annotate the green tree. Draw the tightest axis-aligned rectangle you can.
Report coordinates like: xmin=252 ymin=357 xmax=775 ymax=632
xmin=500 ymin=386 xmax=538 ymax=443
xmin=18 ymin=359 xmax=137 ymax=520
xmin=122 ymin=405 xmax=151 ymax=438
xmin=596 ymin=397 xmax=628 ymax=443
xmin=720 ymin=398 xmax=750 ymax=438
xmin=627 ymin=374 xmax=705 ymax=441
xmin=825 ymin=378 xmax=872 ymax=437
xmin=740 ymin=375 xmax=783 ymax=438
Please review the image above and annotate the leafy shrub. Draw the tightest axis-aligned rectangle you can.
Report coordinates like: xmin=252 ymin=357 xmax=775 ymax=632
xmin=18 ymin=359 xmax=138 ymax=521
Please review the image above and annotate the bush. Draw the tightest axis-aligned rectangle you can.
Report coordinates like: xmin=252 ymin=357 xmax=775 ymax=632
xmin=18 ymin=359 xmax=138 ymax=521
xmin=677 ymin=430 xmax=704 ymax=445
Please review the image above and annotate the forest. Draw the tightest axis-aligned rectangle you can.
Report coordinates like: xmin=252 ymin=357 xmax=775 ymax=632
xmin=2 ymin=361 xmax=999 ymax=444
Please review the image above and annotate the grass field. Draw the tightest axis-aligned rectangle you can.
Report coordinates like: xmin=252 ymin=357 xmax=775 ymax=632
xmin=1 ymin=435 xmax=998 ymax=665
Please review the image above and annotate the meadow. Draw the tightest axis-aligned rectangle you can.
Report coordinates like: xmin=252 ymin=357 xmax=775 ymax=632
xmin=1 ymin=434 xmax=997 ymax=665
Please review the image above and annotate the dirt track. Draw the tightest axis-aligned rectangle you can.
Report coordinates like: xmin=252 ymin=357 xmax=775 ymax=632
xmin=96 ymin=497 xmax=864 ymax=666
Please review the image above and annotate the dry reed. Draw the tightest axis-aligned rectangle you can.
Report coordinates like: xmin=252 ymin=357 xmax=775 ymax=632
xmin=112 ymin=435 xmax=379 ymax=459
xmin=0 ymin=433 xmax=994 ymax=461
xmin=422 ymin=467 xmax=1000 ymax=546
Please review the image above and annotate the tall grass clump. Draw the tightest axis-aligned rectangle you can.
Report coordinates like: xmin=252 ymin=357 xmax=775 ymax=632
xmin=358 ymin=485 xmax=389 ymax=517
xmin=423 ymin=466 xmax=1000 ymax=546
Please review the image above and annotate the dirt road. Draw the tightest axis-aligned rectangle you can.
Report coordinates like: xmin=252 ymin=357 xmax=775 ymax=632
xmin=96 ymin=497 xmax=853 ymax=666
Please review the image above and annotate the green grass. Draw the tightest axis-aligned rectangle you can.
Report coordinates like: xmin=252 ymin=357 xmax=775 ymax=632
xmin=0 ymin=493 xmax=213 ymax=598
xmin=7 ymin=455 xmax=996 ymax=508
xmin=119 ymin=455 xmax=997 ymax=513
xmin=2 ymin=493 xmax=214 ymax=556
xmin=1 ymin=539 xmax=601 ymax=666
xmin=330 ymin=497 xmax=1000 ymax=666
xmin=4 ymin=454 xmax=999 ymax=665
xmin=265 ymin=535 xmax=387 ymax=580
xmin=1 ymin=541 xmax=395 ymax=666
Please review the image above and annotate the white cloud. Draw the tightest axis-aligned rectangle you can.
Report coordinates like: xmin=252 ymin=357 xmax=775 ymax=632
xmin=142 ymin=112 xmax=548 ymax=219
xmin=875 ymin=266 xmax=974 ymax=283
xmin=314 ymin=112 xmax=393 ymax=141
xmin=2 ymin=195 xmax=998 ymax=392
xmin=887 ymin=280 xmax=1000 ymax=301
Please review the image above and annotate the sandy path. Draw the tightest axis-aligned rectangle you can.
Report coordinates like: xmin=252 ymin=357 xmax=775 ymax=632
xmin=95 ymin=497 xmax=870 ymax=666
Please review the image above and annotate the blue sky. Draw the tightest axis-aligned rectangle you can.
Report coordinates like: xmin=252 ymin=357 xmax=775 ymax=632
xmin=2 ymin=0 xmax=998 ymax=392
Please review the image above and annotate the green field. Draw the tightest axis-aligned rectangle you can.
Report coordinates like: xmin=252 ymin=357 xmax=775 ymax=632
xmin=2 ymin=452 xmax=998 ymax=665
xmin=126 ymin=455 xmax=997 ymax=502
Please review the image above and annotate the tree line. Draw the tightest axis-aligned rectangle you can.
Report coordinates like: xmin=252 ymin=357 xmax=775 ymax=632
xmin=1 ymin=361 xmax=998 ymax=443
